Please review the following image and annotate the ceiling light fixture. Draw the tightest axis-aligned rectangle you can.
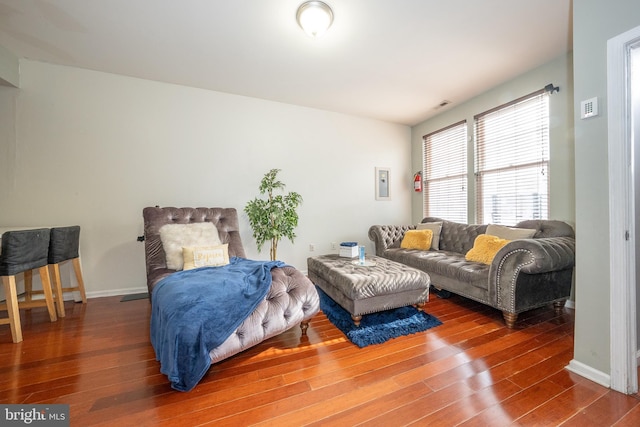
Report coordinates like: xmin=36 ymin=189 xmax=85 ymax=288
xmin=296 ymin=1 xmax=334 ymax=38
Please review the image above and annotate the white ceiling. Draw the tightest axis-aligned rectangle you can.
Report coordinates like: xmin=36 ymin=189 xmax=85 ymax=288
xmin=0 ymin=0 xmax=573 ymax=126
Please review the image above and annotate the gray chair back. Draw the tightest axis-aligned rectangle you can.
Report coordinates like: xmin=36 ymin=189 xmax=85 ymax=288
xmin=48 ymin=226 xmax=81 ymax=264
xmin=0 ymin=229 xmax=51 ymax=276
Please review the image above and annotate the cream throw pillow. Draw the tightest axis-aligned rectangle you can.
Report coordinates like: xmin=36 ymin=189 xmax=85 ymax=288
xmin=486 ymin=224 xmax=536 ymax=240
xmin=159 ymin=222 xmax=221 ymax=270
xmin=183 ymin=244 xmax=230 ymax=270
xmin=416 ymin=221 xmax=443 ymax=250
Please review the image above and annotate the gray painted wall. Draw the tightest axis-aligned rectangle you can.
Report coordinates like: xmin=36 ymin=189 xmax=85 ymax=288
xmin=411 ymin=53 xmax=575 ymax=228
xmin=0 ymin=44 xmax=19 ymax=87
xmin=635 ymin=47 xmax=640 ymax=351
xmin=573 ymin=0 xmax=640 ymax=375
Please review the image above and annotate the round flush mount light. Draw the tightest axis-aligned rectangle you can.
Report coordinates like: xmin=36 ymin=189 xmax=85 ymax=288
xmin=296 ymin=1 xmax=334 ymax=38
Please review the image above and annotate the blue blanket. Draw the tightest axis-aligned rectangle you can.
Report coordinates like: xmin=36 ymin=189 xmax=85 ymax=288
xmin=150 ymin=257 xmax=284 ymax=391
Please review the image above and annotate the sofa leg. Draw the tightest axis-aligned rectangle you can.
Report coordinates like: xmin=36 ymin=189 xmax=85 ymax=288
xmin=503 ymin=312 xmax=518 ymax=329
xmin=300 ymin=321 xmax=310 ymax=336
xmin=553 ymin=300 xmax=566 ymax=314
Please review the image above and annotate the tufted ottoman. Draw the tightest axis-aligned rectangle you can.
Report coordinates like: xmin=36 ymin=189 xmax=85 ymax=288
xmin=307 ymin=254 xmax=431 ymax=326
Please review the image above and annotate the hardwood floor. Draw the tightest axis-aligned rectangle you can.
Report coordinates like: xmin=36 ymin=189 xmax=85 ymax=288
xmin=1 ymin=290 xmax=639 ymax=426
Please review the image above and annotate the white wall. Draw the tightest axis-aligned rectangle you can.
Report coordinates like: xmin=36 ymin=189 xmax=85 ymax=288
xmin=0 ymin=60 xmax=411 ymax=297
xmin=410 ymin=53 xmax=575 ymax=227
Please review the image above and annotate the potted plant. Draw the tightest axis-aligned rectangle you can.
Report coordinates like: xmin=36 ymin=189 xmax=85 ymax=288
xmin=244 ymin=169 xmax=303 ymax=261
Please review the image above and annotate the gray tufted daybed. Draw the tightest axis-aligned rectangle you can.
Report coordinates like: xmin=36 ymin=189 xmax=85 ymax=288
xmin=143 ymin=206 xmax=320 ymax=390
xmin=369 ymin=217 xmax=575 ymax=328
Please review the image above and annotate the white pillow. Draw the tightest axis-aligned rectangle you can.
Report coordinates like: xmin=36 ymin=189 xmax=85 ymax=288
xmin=416 ymin=221 xmax=443 ymax=250
xmin=486 ymin=224 xmax=537 ymax=240
xmin=159 ymin=222 xmax=221 ymax=270
xmin=182 ymin=244 xmax=230 ymax=270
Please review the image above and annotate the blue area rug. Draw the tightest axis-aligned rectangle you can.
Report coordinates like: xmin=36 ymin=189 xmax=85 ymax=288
xmin=317 ymin=287 xmax=442 ymax=348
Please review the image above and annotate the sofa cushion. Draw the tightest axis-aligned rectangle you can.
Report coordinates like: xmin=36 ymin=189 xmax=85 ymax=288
xmin=486 ymin=224 xmax=536 ymax=240
xmin=465 ymin=234 xmax=511 ymax=264
xmin=515 ymin=219 xmax=575 ymax=238
xmin=436 ymin=221 xmax=487 ymax=254
xmin=383 ymin=248 xmax=489 ymax=290
xmin=400 ymin=229 xmax=433 ymax=250
xmin=416 ymin=221 xmax=442 ymax=250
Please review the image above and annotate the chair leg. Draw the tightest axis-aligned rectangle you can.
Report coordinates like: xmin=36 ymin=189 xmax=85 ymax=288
xmin=24 ymin=269 xmax=33 ymax=302
xmin=38 ymin=266 xmax=57 ymax=322
xmin=49 ymin=264 xmax=66 ymax=318
xmin=2 ymin=276 xmax=23 ymax=343
xmin=72 ymin=258 xmax=87 ymax=303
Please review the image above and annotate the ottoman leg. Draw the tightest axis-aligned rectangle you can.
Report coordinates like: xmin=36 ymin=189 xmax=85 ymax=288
xmin=414 ymin=302 xmax=426 ymax=311
xmin=351 ymin=314 xmax=362 ymax=327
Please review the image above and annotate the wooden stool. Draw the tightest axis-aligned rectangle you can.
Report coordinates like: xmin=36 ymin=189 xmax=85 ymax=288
xmin=0 ymin=229 xmax=57 ymax=343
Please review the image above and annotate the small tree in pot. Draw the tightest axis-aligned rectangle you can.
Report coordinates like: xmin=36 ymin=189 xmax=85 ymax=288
xmin=244 ymin=169 xmax=303 ymax=261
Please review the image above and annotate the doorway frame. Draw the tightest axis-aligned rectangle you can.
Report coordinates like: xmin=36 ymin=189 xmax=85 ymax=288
xmin=608 ymin=24 xmax=640 ymax=395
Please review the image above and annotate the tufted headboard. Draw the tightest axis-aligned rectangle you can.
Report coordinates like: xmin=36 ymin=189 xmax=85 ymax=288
xmin=142 ymin=206 xmax=246 ymax=295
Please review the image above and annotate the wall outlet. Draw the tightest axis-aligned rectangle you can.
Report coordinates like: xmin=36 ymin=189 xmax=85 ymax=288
xmin=331 ymin=242 xmax=337 ymax=250
xmin=309 ymin=243 xmax=315 ymax=252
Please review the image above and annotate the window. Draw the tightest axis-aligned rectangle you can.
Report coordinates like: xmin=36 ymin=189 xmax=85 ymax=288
xmin=422 ymin=121 xmax=467 ymax=223
xmin=474 ymin=90 xmax=549 ymax=225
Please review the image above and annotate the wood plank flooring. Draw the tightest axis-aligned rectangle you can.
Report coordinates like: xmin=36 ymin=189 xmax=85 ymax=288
xmin=1 ymin=290 xmax=639 ymax=426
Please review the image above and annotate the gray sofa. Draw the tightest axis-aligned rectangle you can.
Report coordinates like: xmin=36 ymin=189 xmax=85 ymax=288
xmin=368 ymin=217 xmax=575 ymax=328
xmin=143 ymin=207 xmax=320 ymax=367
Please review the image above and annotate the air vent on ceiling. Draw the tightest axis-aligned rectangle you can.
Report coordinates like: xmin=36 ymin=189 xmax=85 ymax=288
xmin=434 ymin=100 xmax=452 ymax=110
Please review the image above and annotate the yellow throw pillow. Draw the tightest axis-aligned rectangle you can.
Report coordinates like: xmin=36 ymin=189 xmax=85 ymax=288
xmin=182 ymin=244 xmax=230 ymax=270
xmin=400 ymin=229 xmax=433 ymax=250
xmin=465 ymin=234 xmax=511 ymax=265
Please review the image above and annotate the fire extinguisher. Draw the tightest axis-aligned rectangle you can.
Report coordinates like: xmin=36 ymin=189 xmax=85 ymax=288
xmin=414 ymin=171 xmax=422 ymax=192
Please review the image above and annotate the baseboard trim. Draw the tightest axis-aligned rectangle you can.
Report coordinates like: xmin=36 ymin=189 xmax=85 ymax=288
xmin=12 ymin=287 xmax=148 ymax=302
xmin=86 ymin=286 xmax=148 ymax=299
xmin=566 ymin=359 xmax=611 ymax=388
xmin=565 ymin=299 xmax=575 ymax=310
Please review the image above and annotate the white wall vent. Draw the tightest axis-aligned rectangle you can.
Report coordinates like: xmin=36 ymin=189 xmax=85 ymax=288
xmin=581 ymin=97 xmax=599 ymax=119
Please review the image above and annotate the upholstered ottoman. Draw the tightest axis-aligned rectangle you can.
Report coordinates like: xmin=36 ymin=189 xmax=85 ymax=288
xmin=307 ymin=254 xmax=431 ymax=326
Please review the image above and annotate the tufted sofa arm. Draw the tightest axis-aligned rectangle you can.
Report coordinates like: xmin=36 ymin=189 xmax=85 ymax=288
xmin=494 ymin=236 xmax=576 ymax=275
xmin=490 ymin=236 xmax=575 ymax=310
xmin=368 ymin=225 xmax=414 ymax=257
xmin=209 ymin=266 xmax=320 ymax=363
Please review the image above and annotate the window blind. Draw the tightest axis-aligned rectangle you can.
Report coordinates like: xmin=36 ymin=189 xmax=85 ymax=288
xmin=422 ymin=121 xmax=467 ymax=223
xmin=474 ymin=90 xmax=549 ymax=225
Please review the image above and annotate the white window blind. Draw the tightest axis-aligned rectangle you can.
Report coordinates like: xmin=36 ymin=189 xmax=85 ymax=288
xmin=475 ymin=90 xmax=549 ymax=225
xmin=422 ymin=121 xmax=467 ymax=223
